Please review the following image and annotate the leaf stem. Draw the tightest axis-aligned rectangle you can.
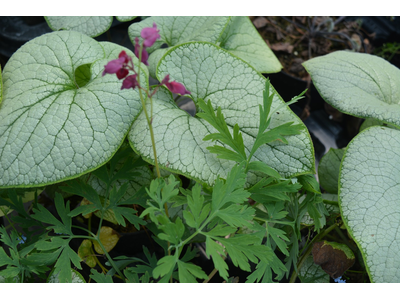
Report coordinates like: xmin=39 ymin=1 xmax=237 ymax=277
xmin=93 ymin=235 xmax=125 ymax=281
xmin=203 ymin=267 xmax=219 ymax=283
xmin=323 ymin=199 xmax=339 ymax=206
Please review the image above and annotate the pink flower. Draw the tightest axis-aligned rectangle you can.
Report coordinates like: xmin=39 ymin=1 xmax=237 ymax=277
xmin=134 ymin=37 xmax=149 ymax=66
xmin=102 ymin=56 xmax=125 ymax=76
xmin=118 ymin=50 xmax=132 ymax=64
xmin=161 ymin=75 xmax=191 ymax=95
xmin=116 ymin=68 xmax=129 ymax=80
xmin=121 ymin=74 xmax=139 ymax=90
xmin=141 ymin=23 xmax=160 ymax=47
xmin=102 ymin=51 xmax=132 ymax=78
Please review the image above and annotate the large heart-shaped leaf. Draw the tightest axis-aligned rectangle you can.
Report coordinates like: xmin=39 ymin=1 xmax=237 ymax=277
xmin=339 ymin=126 xmax=400 ymax=282
xmin=129 ymin=16 xmax=230 ymax=53
xmin=129 ymin=42 xmax=314 ymax=186
xmin=303 ymin=51 xmax=400 ymax=127
xmin=0 ymin=31 xmax=147 ymax=188
xmin=45 ymin=17 xmax=114 ymax=37
xmin=218 ymin=16 xmax=282 ymax=73
xmin=116 ymin=16 xmax=136 ymax=22
xmin=128 ymin=16 xmax=281 ymax=76
xmin=129 ymin=16 xmax=230 ymax=77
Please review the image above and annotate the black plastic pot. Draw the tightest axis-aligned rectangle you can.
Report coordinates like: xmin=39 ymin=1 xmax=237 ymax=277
xmin=267 ymin=71 xmax=326 ymax=111
xmin=348 ymin=16 xmax=400 ymax=46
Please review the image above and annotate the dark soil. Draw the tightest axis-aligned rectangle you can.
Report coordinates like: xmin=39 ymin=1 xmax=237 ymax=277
xmin=251 ymin=16 xmax=375 ymax=79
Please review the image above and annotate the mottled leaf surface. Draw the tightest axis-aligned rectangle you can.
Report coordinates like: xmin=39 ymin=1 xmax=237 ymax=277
xmin=0 ymin=31 xmax=147 ymax=187
xmin=218 ymin=16 xmax=282 ymax=73
xmin=339 ymin=126 xmax=400 ymax=282
xmin=129 ymin=16 xmax=280 ymax=74
xmin=129 ymin=42 xmax=314 ymax=186
xmin=304 ymin=51 xmax=400 ymax=127
xmin=45 ymin=16 xmax=113 ymax=37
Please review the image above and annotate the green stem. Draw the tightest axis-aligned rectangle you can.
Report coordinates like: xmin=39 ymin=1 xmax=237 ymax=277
xmin=323 ymin=199 xmax=339 ymax=206
xmin=71 ymin=228 xmax=124 ymax=280
xmin=93 ymin=235 xmax=125 ymax=281
xmin=178 ymin=209 xmax=220 ymax=254
xmin=136 ymin=43 xmax=171 ymax=278
xmin=289 ymin=222 xmax=338 ymax=283
xmin=253 ymin=216 xmax=293 ymax=226
xmin=137 ymin=44 xmax=161 ymax=179
xmin=0 ymin=206 xmax=24 ymax=241
xmin=203 ymin=267 xmax=219 ymax=283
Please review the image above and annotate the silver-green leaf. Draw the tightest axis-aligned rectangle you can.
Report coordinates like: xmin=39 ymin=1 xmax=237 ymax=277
xmin=339 ymin=126 xmax=400 ymax=282
xmin=218 ymin=16 xmax=282 ymax=73
xmin=0 ymin=31 xmax=147 ymax=188
xmin=128 ymin=16 xmax=280 ymax=74
xmin=303 ymin=51 xmax=400 ymax=127
xmin=129 ymin=42 xmax=314 ymax=186
xmin=45 ymin=16 xmax=113 ymax=37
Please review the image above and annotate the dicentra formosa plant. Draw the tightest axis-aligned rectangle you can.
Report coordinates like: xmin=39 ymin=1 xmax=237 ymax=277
xmin=0 ymin=18 xmax=328 ymax=283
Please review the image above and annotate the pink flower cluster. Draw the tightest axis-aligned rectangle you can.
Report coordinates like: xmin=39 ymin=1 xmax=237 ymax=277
xmin=102 ymin=23 xmax=190 ymax=96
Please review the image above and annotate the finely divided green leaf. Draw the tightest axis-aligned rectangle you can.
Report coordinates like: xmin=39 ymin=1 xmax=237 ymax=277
xmin=177 ymin=260 xmax=208 ymax=283
xmin=215 ymin=204 xmax=255 ymax=228
xmin=52 ymin=245 xmax=82 ymax=283
xmin=183 ymin=184 xmax=210 ymax=229
xmin=205 ymin=236 xmax=229 ymax=280
xmin=31 ymin=195 xmax=71 ymax=235
xmin=0 ymin=247 xmax=14 ymax=267
xmin=217 ymin=235 xmax=272 ymax=272
xmin=130 ymin=42 xmax=314 ymax=187
xmin=211 ymin=163 xmax=249 ymax=211
xmin=247 ymin=161 xmax=280 ymax=178
xmin=90 ymin=269 xmax=114 ymax=283
xmin=246 ymin=251 xmax=287 ymax=283
xmin=266 ymin=225 xmax=289 ymax=256
xmin=153 ymin=255 xmax=177 ymax=280
xmin=249 ymin=179 xmax=301 ymax=203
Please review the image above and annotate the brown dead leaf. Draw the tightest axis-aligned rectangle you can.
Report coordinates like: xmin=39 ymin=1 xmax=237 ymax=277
xmin=270 ymin=42 xmax=294 ymax=53
xmin=312 ymin=241 xmax=355 ymax=279
xmin=78 ymin=239 xmax=96 ymax=268
xmin=253 ymin=17 xmax=268 ymax=29
xmin=93 ymin=226 xmax=121 ymax=254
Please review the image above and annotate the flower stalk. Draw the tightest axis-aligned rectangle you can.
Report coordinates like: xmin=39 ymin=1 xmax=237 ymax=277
xmin=102 ymin=23 xmax=191 ymax=182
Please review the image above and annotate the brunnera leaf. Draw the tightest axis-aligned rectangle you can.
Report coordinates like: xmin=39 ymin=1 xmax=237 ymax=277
xmin=0 ymin=30 xmax=148 ymax=188
xmin=130 ymin=42 xmax=314 ymax=186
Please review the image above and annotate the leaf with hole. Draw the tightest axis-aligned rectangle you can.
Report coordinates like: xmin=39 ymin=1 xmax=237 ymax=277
xmin=0 ymin=30 xmax=148 ymax=188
